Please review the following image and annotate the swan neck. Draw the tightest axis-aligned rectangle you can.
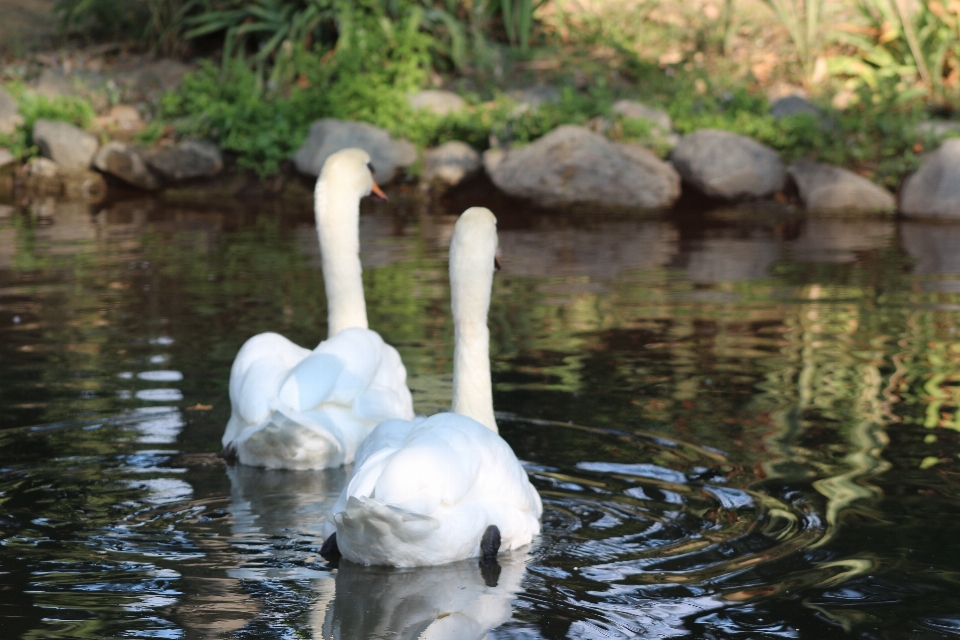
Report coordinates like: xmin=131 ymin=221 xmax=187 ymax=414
xmin=316 ymin=180 xmax=368 ymax=337
xmin=450 ymin=279 xmax=497 ymax=433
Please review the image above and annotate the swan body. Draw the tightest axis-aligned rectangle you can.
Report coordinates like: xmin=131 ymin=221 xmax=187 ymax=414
xmin=325 ymin=207 xmax=542 ymax=566
xmin=222 ymin=149 xmax=413 ymax=470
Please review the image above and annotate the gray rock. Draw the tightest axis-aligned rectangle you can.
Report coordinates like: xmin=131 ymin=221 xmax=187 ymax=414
xmin=611 ymin=100 xmax=672 ymax=132
xmin=294 ymin=119 xmax=417 ymax=183
xmin=407 ymin=90 xmax=466 ymax=115
xmin=915 ymin=120 xmax=960 ymax=139
xmin=143 ymin=140 xmax=223 ymax=181
xmin=0 ymin=148 xmax=15 ymax=170
xmin=0 ymin=86 xmax=23 ymax=135
xmin=509 ymin=86 xmax=560 ymax=114
xmin=669 ymin=129 xmax=784 ymax=200
xmin=788 ymin=159 xmax=894 ymax=214
xmin=32 ymin=119 xmax=99 ymax=171
xmin=34 ymin=68 xmax=114 ymax=111
xmin=482 ymin=148 xmax=505 ymax=175
xmin=487 ymin=125 xmax=681 ymax=210
xmin=94 ymin=141 xmax=161 ymax=190
xmin=771 ymin=94 xmax=823 ymax=119
xmin=422 ymin=141 xmax=481 ymax=186
xmin=901 ymin=139 xmax=960 ymax=217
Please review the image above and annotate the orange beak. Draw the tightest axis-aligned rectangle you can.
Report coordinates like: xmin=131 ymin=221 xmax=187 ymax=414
xmin=370 ymin=179 xmax=388 ymax=201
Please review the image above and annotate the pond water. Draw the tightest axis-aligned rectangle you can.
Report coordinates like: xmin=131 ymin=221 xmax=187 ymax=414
xmin=2 ymin=179 xmax=960 ymax=639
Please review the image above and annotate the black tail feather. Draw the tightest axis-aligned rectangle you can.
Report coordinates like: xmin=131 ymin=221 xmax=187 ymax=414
xmin=478 ymin=525 xmax=501 ymax=587
xmin=219 ymin=444 xmax=238 ymax=464
xmin=480 ymin=524 xmax=501 ymax=561
xmin=320 ymin=532 xmax=341 ymax=566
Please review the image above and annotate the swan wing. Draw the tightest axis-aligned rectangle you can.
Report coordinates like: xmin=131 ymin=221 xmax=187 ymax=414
xmin=229 ymin=332 xmax=310 ymax=401
xmin=277 ymin=352 xmax=343 ymax=412
xmin=315 ymin=328 xmax=414 ymax=420
xmin=226 ymin=333 xmax=311 ymax=438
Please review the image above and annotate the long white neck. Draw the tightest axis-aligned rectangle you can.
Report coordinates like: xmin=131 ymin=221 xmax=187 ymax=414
xmin=450 ymin=237 xmax=497 ymax=433
xmin=315 ymin=179 xmax=368 ymax=337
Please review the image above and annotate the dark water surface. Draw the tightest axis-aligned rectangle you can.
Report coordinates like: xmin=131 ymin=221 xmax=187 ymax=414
xmin=2 ymin=182 xmax=960 ymax=638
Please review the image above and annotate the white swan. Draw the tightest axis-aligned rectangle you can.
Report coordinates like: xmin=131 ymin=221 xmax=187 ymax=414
xmin=322 ymin=207 xmax=542 ymax=566
xmin=222 ymin=148 xmax=414 ymax=470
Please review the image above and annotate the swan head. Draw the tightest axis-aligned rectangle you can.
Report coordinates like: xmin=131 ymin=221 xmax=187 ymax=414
xmin=319 ymin=148 xmax=387 ymax=200
xmin=450 ymin=207 xmax=499 ymax=281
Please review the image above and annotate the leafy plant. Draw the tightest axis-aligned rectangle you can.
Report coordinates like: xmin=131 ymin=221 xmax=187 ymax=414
xmin=54 ymin=0 xmax=152 ymax=41
xmin=759 ymin=0 xmax=826 ymax=85
xmin=0 ymin=83 xmax=97 ymax=159
xmin=487 ymin=0 xmax=549 ymax=51
xmin=830 ymin=0 xmax=960 ymax=103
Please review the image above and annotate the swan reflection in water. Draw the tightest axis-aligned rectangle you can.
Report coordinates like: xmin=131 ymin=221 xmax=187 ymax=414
xmin=226 ymin=464 xmax=528 ymax=639
xmin=313 ymin=554 xmax=527 ymax=640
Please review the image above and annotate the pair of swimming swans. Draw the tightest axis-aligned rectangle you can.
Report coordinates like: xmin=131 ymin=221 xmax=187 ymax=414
xmin=222 ymin=148 xmax=542 ymax=567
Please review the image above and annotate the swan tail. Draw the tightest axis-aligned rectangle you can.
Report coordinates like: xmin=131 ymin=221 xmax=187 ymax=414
xmin=234 ymin=409 xmax=345 ymax=470
xmin=480 ymin=524 xmax=501 ymax=563
xmin=333 ymin=495 xmax=439 ymax=566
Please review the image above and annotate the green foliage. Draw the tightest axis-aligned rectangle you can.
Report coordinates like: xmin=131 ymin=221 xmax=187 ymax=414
xmin=179 ymin=0 xmax=480 ymax=82
xmin=160 ymin=61 xmax=312 ymax=175
xmin=487 ymin=0 xmax=549 ymax=51
xmin=667 ymin=84 xmax=924 ymax=188
xmin=54 ymin=0 xmax=152 ymax=40
xmin=829 ymin=0 xmax=960 ymax=103
xmin=759 ymin=0 xmax=826 ymax=83
xmin=0 ymin=83 xmax=97 ymax=160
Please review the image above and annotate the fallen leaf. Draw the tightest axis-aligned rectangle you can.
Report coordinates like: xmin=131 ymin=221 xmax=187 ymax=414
xmin=187 ymin=404 xmax=213 ymax=411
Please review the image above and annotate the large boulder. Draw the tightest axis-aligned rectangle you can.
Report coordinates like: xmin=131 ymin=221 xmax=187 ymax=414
xmin=670 ymin=129 xmax=784 ymax=200
xmin=788 ymin=159 xmax=894 ymax=214
xmin=407 ymin=90 xmax=466 ymax=115
xmin=901 ymin=139 xmax=960 ymax=217
xmin=294 ymin=119 xmax=417 ymax=183
xmin=32 ymin=119 xmax=99 ymax=171
xmin=94 ymin=142 xmax=161 ymax=190
xmin=487 ymin=125 xmax=680 ymax=210
xmin=0 ymin=86 xmax=23 ymax=135
xmin=142 ymin=140 xmax=223 ymax=181
xmin=771 ymin=95 xmax=823 ymax=119
xmin=422 ymin=141 xmax=481 ymax=186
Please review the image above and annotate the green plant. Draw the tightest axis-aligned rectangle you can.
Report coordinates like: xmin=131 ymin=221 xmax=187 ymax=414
xmin=487 ymin=0 xmax=549 ymax=51
xmin=760 ymin=0 xmax=826 ymax=85
xmin=0 ymin=83 xmax=97 ymax=160
xmin=54 ymin=0 xmax=152 ymax=40
xmin=830 ymin=0 xmax=960 ymax=103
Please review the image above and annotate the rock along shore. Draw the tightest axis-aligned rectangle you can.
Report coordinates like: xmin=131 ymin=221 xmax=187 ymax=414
xmin=1 ymin=65 xmax=958 ymax=217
